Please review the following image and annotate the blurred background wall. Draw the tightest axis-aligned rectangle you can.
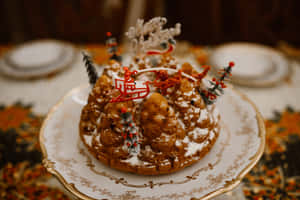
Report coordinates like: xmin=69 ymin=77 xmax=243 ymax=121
xmin=0 ymin=0 xmax=300 ymax=46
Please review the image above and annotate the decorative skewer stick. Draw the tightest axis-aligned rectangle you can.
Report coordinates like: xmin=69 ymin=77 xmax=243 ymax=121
xmin=120 ymin=107 xmax=139 ymax=153
xmin=106 ymin=32 xmax=122 ymax=62
xmin=82 ymin=52 xmax=98 ymax=86
xmin=199 ymin=61 xmax=235 ymax=105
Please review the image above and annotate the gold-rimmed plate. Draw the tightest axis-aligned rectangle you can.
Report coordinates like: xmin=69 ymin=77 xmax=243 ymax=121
xmin=209 ymin=43 xmax=291 ymax=87
xmin=0 ymin=39 xmax=77 ymax=79
xmin=39 ymin=85 xmax=265 ymax=200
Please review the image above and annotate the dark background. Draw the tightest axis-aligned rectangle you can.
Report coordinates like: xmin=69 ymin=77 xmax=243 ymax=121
xmin=1 ymin=0 xmax=300 ymax=46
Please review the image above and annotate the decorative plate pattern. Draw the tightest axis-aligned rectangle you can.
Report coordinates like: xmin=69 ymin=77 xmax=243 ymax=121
xmin=39 ymin=85 xmax=265 ymax=200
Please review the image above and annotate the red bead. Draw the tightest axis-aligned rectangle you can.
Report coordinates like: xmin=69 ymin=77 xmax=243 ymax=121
xmin=127 ymin=142 xmax=131 ymax=147
xmin=121 ymin=107 xmax=127 ymax=113
xmin=106 ymin=32 xmax=112 ymax=37
xmin=229 ymin=61 xmax=235 ymax=67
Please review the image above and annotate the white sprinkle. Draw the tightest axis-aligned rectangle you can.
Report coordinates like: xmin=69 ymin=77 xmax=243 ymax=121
xmin=212 ymin=107 xmax=220 ymax=121
xmin=123 ymin=154 xmax=149 ymax=166
xmin=197 ymin=109 xmax=208 ymax=123
xmin=194 ymin=108 xmax=200 ymax=113
xmin=96 ymin=98 xmax=103 ymax=103
xmin=180 ymin=101 xmax=189 ymax=108
xmin=96 ymin=114 xmax=102 ymax=124
xmin=167 ymin=88 xmax=173 ymax=93
xmin=183 ymin=136 xmax=189 ymax=143
xmin=189 ymin=128 xmax=209 ymax=140
xmin=184 ymin=141 xmax=205 ymax=157
xmin=209 ymin=130 xmax=215 ymax=140
xmin=154 ymin=114 xmax=165 ymax=121
xmin=175 ymin=140 xmax=182 ymax=147
xmin=123 ymin=155 xmax=140 ymax=165
xmin=115 ymin=127 xmax=121 ymax=133
xmin=178 ymin=118 xmax=185 ymax=129
xmin=155 ymin=133 xmax=171 ymax=142
xmin=183 ymin=132 xmax=213 ymax=157
xmin=145 ymin=145 xmax=152 ymax=151
xmin=184 ymin=91 xmax=193 ymax=96
xmin=83 ymin=135 xmax=93 ymax=146
xmin=95 ymin=135 xmax=100 ymax=143
xmin=168 ymin=107 xmax=175 ymax=115
xmin=161 ymin=159 xmax=170 ymax=166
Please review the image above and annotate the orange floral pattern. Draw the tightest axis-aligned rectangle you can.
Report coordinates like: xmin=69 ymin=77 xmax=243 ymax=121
xmin=0 ymin=103 xmax=71 ymax=200
xmin=243 ymin=107 xmax=300 ymax=200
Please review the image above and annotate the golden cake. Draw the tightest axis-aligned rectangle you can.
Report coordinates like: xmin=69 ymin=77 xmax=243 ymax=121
xmin=79 ymin=17 xmax=233 ymax=175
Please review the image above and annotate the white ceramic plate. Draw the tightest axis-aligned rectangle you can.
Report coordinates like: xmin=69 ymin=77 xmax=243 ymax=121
xmin=209 ymin=43 xmax=291 ymax=87
xmin=0 ymin=40 xmax=77 ymax=79
xmin=40 ymin=85 xmax=265 ymax=200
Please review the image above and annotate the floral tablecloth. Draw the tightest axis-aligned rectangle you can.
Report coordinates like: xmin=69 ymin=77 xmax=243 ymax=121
xmin=0 ymin=45 xmax=299 ymax=200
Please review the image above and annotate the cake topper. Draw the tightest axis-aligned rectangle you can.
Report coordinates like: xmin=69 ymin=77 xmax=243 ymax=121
xmin=199 ymin=62 xmax=235 ymax=105
xmin=125 ymin=17 xmax=181 ymax=54
xmin=110 ymin=67 xmax=150 ymax=103
xmin=106 ymin=32 xmax=122 ymax=62
xmin=110 ymin=67 xmax=197 ymax=103
xmin=146 ymin=38 xmax=176 ymax=56
xmin=82 ymin=52 xmax=98 ymax=86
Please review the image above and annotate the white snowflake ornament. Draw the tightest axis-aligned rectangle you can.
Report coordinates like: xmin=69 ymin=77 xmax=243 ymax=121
xmin=125 ymin=17 xmax=181 ymax=54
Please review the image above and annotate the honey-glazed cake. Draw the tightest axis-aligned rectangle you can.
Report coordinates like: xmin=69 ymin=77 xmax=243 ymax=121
xmin=79 ymin=60 xmax=220 ymax=175
xmin=79 ymin=17 xmax=233 ymax=175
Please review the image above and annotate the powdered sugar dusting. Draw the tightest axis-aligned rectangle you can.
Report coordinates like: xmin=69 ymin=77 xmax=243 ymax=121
xmin=197 ymin=109 xmax=208 ymax=123
xmin=177 ymin=117 xmax=185 ymax=129
xmin=123 ymin=154 xmax=140 ymax=165
xmin=122 ymin=154 xmax=150 ymax=166
xmin=183 ymin=129 xmax=214 ymax=157
xmin=83 ymin=135 xmax=93 ymax=146
xmin=188 ymin=128 xmax=209 ymax=139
